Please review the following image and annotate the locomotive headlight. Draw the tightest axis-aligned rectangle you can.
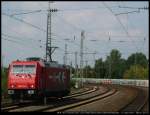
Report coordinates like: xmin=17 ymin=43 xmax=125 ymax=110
xmin=8 ymin=90 xmax=14 ymax=94
xmin=28 ymin=90 xmax=34 ymax=94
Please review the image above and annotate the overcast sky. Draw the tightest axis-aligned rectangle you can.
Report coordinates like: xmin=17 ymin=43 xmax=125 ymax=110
xmin=2 ymin=1 xmax=149 ymax=67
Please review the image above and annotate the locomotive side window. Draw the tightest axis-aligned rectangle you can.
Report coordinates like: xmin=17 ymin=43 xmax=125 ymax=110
xmin=12 ymin=65 xmax=23 ymax=73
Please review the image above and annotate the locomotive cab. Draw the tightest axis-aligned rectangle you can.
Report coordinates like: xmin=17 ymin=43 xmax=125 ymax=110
xmin=7 ymin=61 xmax=40 ymax=100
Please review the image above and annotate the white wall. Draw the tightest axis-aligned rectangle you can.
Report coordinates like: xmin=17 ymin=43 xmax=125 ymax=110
xmin=72 ymin=78 xmax=149 ymax=87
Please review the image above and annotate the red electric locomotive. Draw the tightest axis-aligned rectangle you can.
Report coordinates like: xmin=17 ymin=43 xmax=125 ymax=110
xmin=7 ymin=58 xmax=70 ymax=102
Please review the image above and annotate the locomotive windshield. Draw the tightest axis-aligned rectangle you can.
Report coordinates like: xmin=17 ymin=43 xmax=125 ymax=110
xmin=12 ymin=65 xmax=35 ymax=74
xmin=12 ymin=65 xmax=23 ymax=73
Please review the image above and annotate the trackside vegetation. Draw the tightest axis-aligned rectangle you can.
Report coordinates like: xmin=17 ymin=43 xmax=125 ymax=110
xmin=73 ymin=49 xmax=149 ymax=80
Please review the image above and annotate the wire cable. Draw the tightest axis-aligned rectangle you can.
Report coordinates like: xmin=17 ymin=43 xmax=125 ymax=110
xmin=102 ymin=2 xmax=140 ymax=52
xmin=2 ymin=12 xmax=46 ymax=32
xmin=10 ymin=10 xmax=42 ymax=16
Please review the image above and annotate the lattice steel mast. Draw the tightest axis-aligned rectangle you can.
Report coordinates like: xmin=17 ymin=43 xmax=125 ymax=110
xmin=46 ymin=2 xmax=58 ymax=62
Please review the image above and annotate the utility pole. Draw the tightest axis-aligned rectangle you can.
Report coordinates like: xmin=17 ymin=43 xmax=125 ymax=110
xmin=93 ymin=51 xmax=96 ymax=61
xmin=46 ymin=2 xmax=58 ymax=62
xmin=93 ymin=51 xmax=96 ymax=66
xmin=85 ymin=60 xmax=88 ymax=78
xmin=64 ymin=44 xmax=67 ymax=65
xmin=75 ymin=51 xmax=78 ymax=77
xmin=80 ymin=30 xmax=85 ymax=87
xmin=63 ymin=55 xmax=65 ymax=65
xmin=75 ymin=52 xmax=78 ymax=68
xmin=70 ymin=61 xmax=72 ymax=78
xmin=108 ymin=32 xmax=111 ymax=79
xmin=109 ymin=58 xmax=111 ymax=78
xmin=1 ymin=54 xmax=4 ymax=72
xmin=134 ymin=53 xmax=137 ymax=79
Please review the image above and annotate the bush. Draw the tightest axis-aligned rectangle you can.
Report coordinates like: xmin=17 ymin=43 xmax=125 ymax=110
xmin=123 ymin=65 xmax=148 ymax=79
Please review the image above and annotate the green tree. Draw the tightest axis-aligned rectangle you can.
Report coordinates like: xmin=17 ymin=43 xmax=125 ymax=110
xmin=83 ymin=65 xmax=94 ymax=78
xmin=118 ymin=58 xmax=127 ymax=78
xmin=94 ymin=58 xmax=106 ymax=78
xmin=105 ymin=49 xmax=125 ymax=79
xmin=123 ymin=64 xmax=148 ymax=79
xmin=127 ymin=52 xmax=148 ymax=68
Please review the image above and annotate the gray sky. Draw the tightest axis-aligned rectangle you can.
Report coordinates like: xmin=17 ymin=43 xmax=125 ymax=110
xmin=2 ymin=1 xmax=149 ymax=67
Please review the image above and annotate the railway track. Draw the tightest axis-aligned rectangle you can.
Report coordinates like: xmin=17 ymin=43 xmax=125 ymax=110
xmin=1 ymin=85 xmax=91 ymax=107
xmin=119 ymin=87 xmax=148 ymax=112
xmin=43 ymin=88 xmax=116 ymax=112
xmin=2 ymin=84 xmax=147 ymax=112
xmin=59 ymin=85 xmax=145 ymax=112
xmin=1 ymin=101 xmax=39 ymax=112
xmin=1 ymin=85 xmax=92 ymax=110
xmin=1 ymin=85 xmax=103 ymax=112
